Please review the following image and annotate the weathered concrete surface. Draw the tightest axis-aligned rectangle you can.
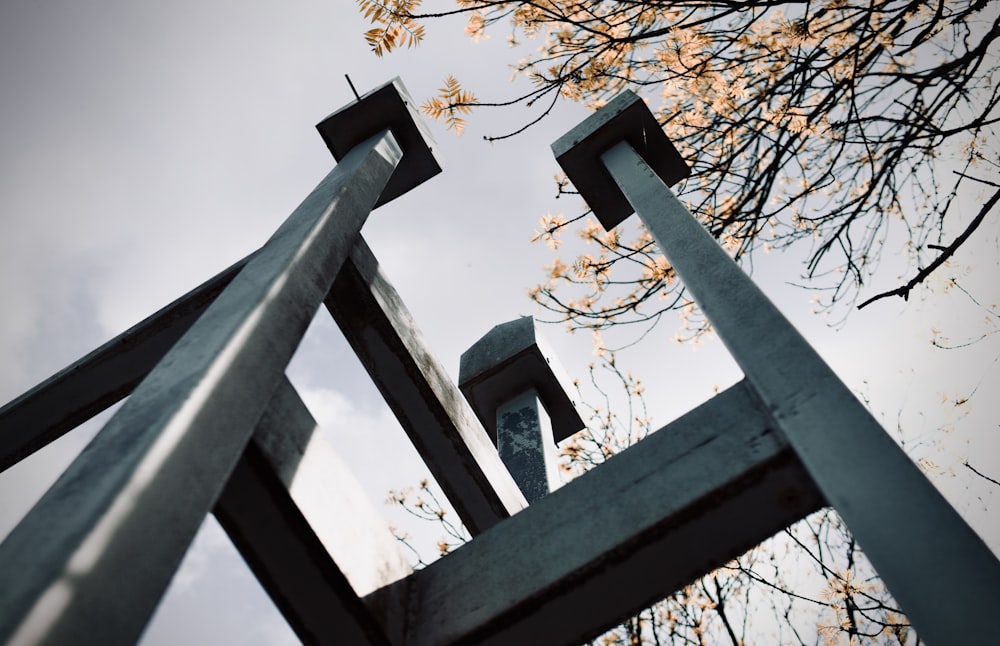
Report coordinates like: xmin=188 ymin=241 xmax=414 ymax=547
xmin=0 ymin=81 xmax=443 ymax=476
xmin=494 ymin=389 xmax=561 ymax=503
xmin=0 ymin=249 xmax=426 ymax=644
xmin=317 ymin=77 xmax=442 ymax=208
xmin=458 ymin=316 xmax=583 ymax=445
xmin=326 ymin=239 xmax=527 ymax=536
xmin=216 ymin=376 xmax=411 ymax=646
xmin=551 ymin=89 xmax=690 ymax=230
xmin=0 ymin=130 xmax=402 ymax=646
xmin=406 ymin=380 xmax=822 ymax=645
xmin=598 ymin=138 xmax=1000 ymax=646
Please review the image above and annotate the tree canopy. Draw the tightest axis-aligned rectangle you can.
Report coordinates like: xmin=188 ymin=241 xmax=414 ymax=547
xmin=360 ymin=0 xmax=999 ymax=335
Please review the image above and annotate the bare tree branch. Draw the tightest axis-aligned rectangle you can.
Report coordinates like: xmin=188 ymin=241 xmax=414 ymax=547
xmin=857 ymin=186 xmax=1000 ymax=309
xmin=964 ymin=461 xmax=1000 ymax=488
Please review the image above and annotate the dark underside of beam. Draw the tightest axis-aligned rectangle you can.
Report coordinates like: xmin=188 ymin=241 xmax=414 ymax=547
xmin=325 ymin=240 xmax=527 ymax=536
xmin=406 ymin=379 xmax=825 ymax=645
xmin=213 ymin=377 xmax=411 ymax=646
xmin=216 ymin=440 xmax=391 ymax=646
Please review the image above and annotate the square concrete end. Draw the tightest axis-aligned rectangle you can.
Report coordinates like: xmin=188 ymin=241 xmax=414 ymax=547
xmin=551 ymin=90 xmax=691 ymax=230
xmin=316 ymin=77 xmax=442 ymax=207
xmin=459 ymin=317 xmax=585 ymax=445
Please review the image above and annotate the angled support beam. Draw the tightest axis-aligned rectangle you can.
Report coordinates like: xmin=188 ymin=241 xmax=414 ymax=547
xmin=553 ymin=89 xmax=1000 ymax=645
xmin=326 ymin=240 xmax=527 ymax=535
xmin=0 ymin=237 xmax=525 ymax=537
xmin=0 ymin=262 xmax=422 ymax=645
xmin=0 ymin=129 xmax=404 ymax=646
xmin=0 ymin=77 xmax=443 ymax=476
xmin=406 ymin=380 xmax=823 ymax=645
xmin=216 ymin=376 xmax=411 ymax=646
xmin=0 ymin=235 xmax=525 ymax=542
xmin=0 ymin=256 xmax=248 ymax=473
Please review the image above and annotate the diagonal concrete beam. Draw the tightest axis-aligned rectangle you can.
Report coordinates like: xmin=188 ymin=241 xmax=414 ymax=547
xmin=0 ymin=128 xmax=404 ymax=646
xmin=405 ymin=380 xmax=823 ymax=645
xmin=0 ymin=262 xmax=423 ymax=645
xmin=325 ymin=240 xmax=527 ymax=535
xmin=0 ymin=77 xmax=440 ymax=476
xmin=0 ymin=235 xmax=526 ymax=539
xmin=0 ymin=255 xmax=250 ymax=473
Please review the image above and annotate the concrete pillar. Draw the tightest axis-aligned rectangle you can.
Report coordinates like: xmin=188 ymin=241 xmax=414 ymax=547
xmin=327 ymin=241 xmax=527 ymax=533
xmin=459 ymin=317 xmax=583 ymax=503
xmin=494 ymin=388 xmax=560 ymax=503
xmin=0 ymin=78 xmax=439 ymax=646
xmin=215 ymin=376 xmax=412 ymax=645
xmin=552 ymin=89 xmax=1000 ymax=646
xmin=407 ymin=380 xmax=823 ymax=645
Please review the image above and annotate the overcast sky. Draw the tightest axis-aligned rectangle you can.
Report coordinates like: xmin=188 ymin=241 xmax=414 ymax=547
xmin=1 ymin=1 xmax=998 ymax=643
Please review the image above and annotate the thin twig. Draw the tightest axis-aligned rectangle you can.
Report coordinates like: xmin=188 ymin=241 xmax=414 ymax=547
xmin=857 ymin=186 xmax=1000 ymax=309
xmin=964 ymin=461 xmax=1000 ymax=488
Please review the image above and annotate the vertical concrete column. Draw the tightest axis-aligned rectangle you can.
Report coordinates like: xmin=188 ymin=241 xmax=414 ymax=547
xmin=494 ymin=388 xmax=560 ymax=503
xmin=552 ymin=90 xmax=1000 ymax=646
xmin=0 ymin=78 xmax=440 ymax=646
xmin=459 ymin=317 xmax=583 ymax=503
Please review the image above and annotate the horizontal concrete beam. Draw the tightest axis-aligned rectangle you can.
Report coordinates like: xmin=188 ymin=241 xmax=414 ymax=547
xmin=326 ymin=240 xmax=527 ymax=535
xmin=216 ymin=377 xmax=411 ymax=646
xmin=405 ymin=380 xmax=823 ymax=645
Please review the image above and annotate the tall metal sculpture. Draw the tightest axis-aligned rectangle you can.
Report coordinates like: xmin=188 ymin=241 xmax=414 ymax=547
xmin=0 ymin=79 xmax=997 ymax=646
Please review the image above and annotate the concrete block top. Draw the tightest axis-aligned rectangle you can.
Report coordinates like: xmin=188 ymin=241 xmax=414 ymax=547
xmin=459 ymin=317 xmax=585 ymax=445
xmin=316 ymin=77 xmax=442 ymax=208
xmin=551 ymin=90 xmax=690 ymax=231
